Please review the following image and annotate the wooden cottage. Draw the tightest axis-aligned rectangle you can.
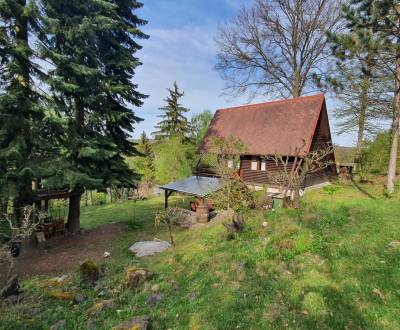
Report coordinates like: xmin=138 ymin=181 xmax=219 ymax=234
xmin=198 ymin=94 xmax=336 ymax=190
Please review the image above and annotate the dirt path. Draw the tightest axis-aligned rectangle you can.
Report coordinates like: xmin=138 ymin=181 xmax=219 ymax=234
xmin=15 ymin=224 xmax=126 ymax=278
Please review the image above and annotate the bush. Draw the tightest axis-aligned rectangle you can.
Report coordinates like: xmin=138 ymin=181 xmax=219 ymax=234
xmin=153 ymin=137 xmax=195 ymax=184
xmin=212 ymin=179 xmax=255 ymax=212
xmin=91 ymin=191 xmax=107 ymax=205
xmin=360 ymin=131 xmax=400 ymax=175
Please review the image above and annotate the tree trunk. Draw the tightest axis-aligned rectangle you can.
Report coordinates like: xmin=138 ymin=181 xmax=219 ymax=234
xmin=387 ymin=47 xmax=400 ymax=194
xmin=13 ymin=0 xmax=33 ymax=225
xmin=356 ymin=72 xmax=370 ymax=155
xmin=67 ymin=190 xmax=82 ymax=234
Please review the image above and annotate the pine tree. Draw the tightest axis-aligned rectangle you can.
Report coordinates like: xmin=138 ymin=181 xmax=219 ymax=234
xmin=0 ymin=0 xmax=43 ymax=220
xmin=153 ymin=82 xmax=193 ymax=141
xmin=39 ymin=0 xmax=148 ymax=233
xmin=135 ymin=131 xmax=155 ymax=194
xmin=327 ymin=29 xmax=393 ymax=154
xmin=343 ymin=0 xmax=400 ymax=193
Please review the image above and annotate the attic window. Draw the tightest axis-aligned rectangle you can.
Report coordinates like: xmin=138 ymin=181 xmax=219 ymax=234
xmin=260 ymin=160 xmax=266 ymax=171
xmin=251 ymin=158 xmax=258 ymax=171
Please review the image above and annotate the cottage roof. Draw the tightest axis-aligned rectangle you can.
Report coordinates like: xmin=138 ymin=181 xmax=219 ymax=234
xmin=199 ymin=94 xmax=326 ymax=156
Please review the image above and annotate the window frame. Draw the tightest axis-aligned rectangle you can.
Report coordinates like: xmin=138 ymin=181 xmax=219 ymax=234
xmin=260 ymin=159 xmax=267 ymax=171
xmin=250 ymin=157 xmax=258 ymax=171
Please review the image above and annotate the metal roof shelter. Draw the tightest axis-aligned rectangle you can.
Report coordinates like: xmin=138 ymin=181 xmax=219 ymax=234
xmin=160 ymin=176 xmax=222 ymax=208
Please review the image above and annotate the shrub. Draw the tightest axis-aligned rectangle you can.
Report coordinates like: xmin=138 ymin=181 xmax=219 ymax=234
xmin=154 ymin=207 xmax=181 ymax=246
xmin=223 ymin=213 xmax=245 ymax=239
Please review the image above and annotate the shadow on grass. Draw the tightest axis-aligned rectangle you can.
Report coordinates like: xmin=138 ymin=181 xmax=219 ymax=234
xmin=350 ymin=178 xmax=377 ymax=200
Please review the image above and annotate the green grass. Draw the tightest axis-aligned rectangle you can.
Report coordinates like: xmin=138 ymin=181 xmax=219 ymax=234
xmin=1 ymin=182 xmax=400 ymax=329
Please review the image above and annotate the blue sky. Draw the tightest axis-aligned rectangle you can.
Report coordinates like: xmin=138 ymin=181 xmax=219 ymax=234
xmin=133 ymin=0 xmax=355 ymax=146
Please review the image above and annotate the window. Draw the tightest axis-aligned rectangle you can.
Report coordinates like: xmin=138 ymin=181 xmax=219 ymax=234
xmin=251 ymin=158 xmax=258 ymax=171
xmin=227 ymin=159 xmax=234 ymax=168
xmin=260 ymin=160 xmax=266 ymax=171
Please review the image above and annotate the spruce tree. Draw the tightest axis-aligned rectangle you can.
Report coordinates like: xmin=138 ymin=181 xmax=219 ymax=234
xmin=0 ymin=0 xmax=43 ymax=220
xmin=343 ymin=0 xmax=400 ymax=193
xmin=153 ymin=82 xmax=193 ymax=141
xmin=39 ymin=0 xmax=148 ymax=233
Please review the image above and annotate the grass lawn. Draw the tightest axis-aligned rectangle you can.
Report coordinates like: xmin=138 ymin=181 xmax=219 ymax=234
xmin=1 ymin=181 xmax=400 ymax=329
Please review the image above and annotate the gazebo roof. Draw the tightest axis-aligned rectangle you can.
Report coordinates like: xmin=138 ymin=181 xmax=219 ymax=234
xmin=160 ymin=176 xmax=222 ymax=197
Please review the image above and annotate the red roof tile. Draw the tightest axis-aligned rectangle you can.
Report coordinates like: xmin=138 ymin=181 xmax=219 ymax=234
xmin=199 ymin=94 xmax=326 ymax=156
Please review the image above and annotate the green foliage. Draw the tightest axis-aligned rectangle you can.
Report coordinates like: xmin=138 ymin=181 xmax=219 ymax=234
xmin=0 ymin=0 xmax=47 ymax=208
xmin=130 ymin=132 xmax=156 ymax=191
xmin=360 ymin=131 xmax=400 ymax=174
xmin=212 ymin=179 xmax=255 ymax=212
xmin=323 ymin=185 xmax=341 ymax=201
xmin=153 ymin=136 xmax=195 ymax=184
xmin=326 ymin=24 xmax=392 ymax=140
xmin=153 ymin=82 xmax=193 ymax=141
xmin=207 ymin=135 xmax=249 ymax=211
xmin=38 ymin=0 xmax=148 ymax=191
xmin=191 ymin=110 xmax=213 ymax=146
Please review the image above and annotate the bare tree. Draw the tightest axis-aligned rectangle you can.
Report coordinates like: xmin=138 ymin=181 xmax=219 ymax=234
xmin=216 ymin=0 xmax=343 ymax=99
xmin=207 ymin=135 xmax=249 ymax=210
xmin=267 ymin=143 xmax=335 ymax=208
xmin=1 ymin=206 xmax=39 ymax=299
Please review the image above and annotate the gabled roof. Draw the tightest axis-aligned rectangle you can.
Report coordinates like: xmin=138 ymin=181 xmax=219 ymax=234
xmin=199 ymin=94 xmax=327 ymax=156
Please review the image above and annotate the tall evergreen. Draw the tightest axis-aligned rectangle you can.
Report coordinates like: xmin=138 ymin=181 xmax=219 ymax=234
xmin=39 ymin=0 xmax=148 ymax=233
xmin=327 ymin=29 xmax=393 ymax=154
xmin=0 ymin=0 xmax=43 ymax=219
xmin=137 ymin=131 xmax=154 ymax=160
xmin=153 ymin=82 xmax=193 ymax=141
xmin=343 ymin=0 xmax=400 ymax=193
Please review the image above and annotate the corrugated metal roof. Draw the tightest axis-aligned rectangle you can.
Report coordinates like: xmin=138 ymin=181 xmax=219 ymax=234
xmin=199 ymin=94 xmax=326 ymax=156
xmin=160 ymin=176 xmax=222 ymax=197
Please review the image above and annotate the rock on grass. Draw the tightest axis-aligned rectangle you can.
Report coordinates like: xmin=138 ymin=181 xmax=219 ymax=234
xmin=111 ymin=316 xmax=150 ymax=330
xmin=80 ymin=260 xmax=100 ymax=285
xmin=87 ymin=299 xmax=115 ymax=317
xmin=125 ymin=267 xmax=148 ymax=289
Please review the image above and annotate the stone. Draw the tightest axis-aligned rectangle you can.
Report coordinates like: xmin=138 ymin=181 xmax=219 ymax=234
xmin=50 ymin=319 xmax=66 ymax=330
xmin=47 ymin=290 xmax=77 ymax=301
xmin=187 ymin=292 xmax=197 ymax=301
xmin=74 ymin=294 xmax=86 ymax=304
xmin=388 ymin=241 xmax=400 ymax=248
xmin=111 ymin=316 xmax=150 ymax=330
xmin=128 ymin=240 xmax=171 ymax=257
xmin=262 ymin=221 xmax=268 ymax=228
xmin=126 ymin=267 xmax=148 ymax=289
xmin=146 ymin=294 xmax=163 ymax=307
xmin=80 ymin=260 xmax=100 ymax=284
xmin=151 ymin=284 xmax=160 ymax=293
xmin=87 ymin=299 xmax=115 ymax=317
xmin=87 ymin=319 xmax=95 ymax=330
xmin=103 ymin=251 xmax=111 ymax=258
xmin=40 ymin=275 xmax=71 ymax=289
